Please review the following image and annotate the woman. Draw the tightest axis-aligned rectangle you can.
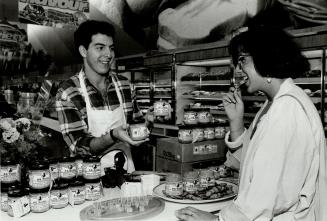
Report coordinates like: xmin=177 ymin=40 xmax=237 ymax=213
xmin=175 ymin=27 xmax=327 ymax=220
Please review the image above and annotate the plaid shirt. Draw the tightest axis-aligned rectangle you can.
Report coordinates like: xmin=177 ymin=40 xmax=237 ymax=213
xmin=55 ymin=70 xmax=143 ymax=155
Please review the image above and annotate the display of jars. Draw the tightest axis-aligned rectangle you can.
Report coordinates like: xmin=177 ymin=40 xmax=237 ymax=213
xmin=129 ymin=120 xmax=149 ymax=141
xmin=7 ymin=185 xmax=30 ymax=217
xmin=183 ymin=108 xmax=198 ymax=125
xmin=84 ymin=178 xmax=102 ymax=201
xmin=82 ymin=156 xmax=101 ymax=180
xmin=59 ymin=156 xmax=77 ymax=180
xmin=183 ymin=171 xmax=199 ymax=194
xmin=214 ymin=122 xmax=227 ymax=139
xmin=203 ymin=124 xmax=215 ymax=140
xmin=197 ymin=108 xmax=212 ymax=124
xmin=29 ymin=187 xmax=50 ymax=213
xmin=0 ymin=157 xmax=21 ymax=184
xmin=69 ymin=179 xmax=85 ymax=205
xmin=50 ymin=182 xmax=69 ymax=209
xmin=165 ymin=173 xmax=183 ymax=197
xmin=28 ymin=160 xmax=51 ymax=189
xmin=154 ymin=100 xmax=171 ymax=117
xmin=178 ymin=125 xmax=193 ymax=144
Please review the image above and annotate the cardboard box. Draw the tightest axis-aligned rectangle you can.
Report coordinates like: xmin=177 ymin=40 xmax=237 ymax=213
xmin=156 ymin=137 xmax=226 ymax=163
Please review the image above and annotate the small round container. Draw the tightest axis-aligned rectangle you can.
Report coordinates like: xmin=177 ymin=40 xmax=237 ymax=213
xmin=49 ymin=158 xmax=59 ymax=181
xmin=129 ymin=121 xmax=149 ymax=141
xmin=0 ymin=157 xmax=21 ymax=184
xmin=197 ymin=108 xmax=212 ymax=124
xmin=183 ymin=171 xmax=199 ymax=194
xmin=82 ymin=156 xmax=101 ymax=180
xmin=50 ymin=182 xmax=69 ymax=209
xmin=84 ymin=178 xmax=102 ymax=201
xmin=154 ymin=100 xmax=171 ymax=117
xmin=192 ymin=126 xmax=204 ymax=142
xmin=75 ymin=155 xmax=83 ymax=178
xmin=183 ymin=108 xmax=198 ymax=125
xmin=165 ymin=173 xmax=183 ymax=197
xmin=199 ymin=169 xmax=215 ymax=188
xmin=178 ymin=125 xmax=193 ymax=144
xmin=204 ymin=125 xmax=215 ymax=140
xmin=29 ymin=187 xmax=50 ymax=213
xmin=214 ymin=122 xmax=227 ymax=139
xmin=28 ymin=160 xmax=51 ymax=189
xmin=59 ymin=156 xmax=77 ymax=180
xmin=1 ymin=186 xmax=9 ymax=212
xmin=69 ymin=179 xmax=85 ymax=205
xmin=7 ymin=186 xmax=29 ymax=217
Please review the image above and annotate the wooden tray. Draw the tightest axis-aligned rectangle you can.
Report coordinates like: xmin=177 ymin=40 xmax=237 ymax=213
xmin=80 ymin=197 xmax=165 ymax=220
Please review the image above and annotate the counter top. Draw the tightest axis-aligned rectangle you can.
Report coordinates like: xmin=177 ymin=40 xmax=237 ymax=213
xmin=1 ymin=187 xmax=233 ymax=221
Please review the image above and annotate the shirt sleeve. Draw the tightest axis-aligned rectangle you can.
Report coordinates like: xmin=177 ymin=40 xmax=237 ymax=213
xmin=55 ymin=88 xmax=93 ymax=155
xmin=221 ymin=97 xmax=318 ymax=220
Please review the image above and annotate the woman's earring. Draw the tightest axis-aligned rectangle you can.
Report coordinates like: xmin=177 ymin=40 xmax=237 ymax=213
xmin=266 ymin=78 xmax=272 ymax=84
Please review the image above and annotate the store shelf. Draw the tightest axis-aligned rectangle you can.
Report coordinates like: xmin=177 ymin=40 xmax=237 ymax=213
xmin=153 ymin=96 xmax=172 ymax=99
xmin=181 ymin=80 xmax=230 ymax=86
xmin=154 ymin=85 xmax=172 ymax=88
xmin=294 ymin=77 xmax=321 ymax=84
xmin=134 ymin=85 xmax=150 ymax=88
xmin=211 ymin=110 xmax=256 ymax=118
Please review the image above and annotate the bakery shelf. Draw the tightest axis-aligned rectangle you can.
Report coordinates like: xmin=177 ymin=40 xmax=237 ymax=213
xmin=181 ymin=80 xmax=231 ymax=86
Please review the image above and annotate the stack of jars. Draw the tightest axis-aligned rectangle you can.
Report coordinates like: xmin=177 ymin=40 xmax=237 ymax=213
xmin=179 ymin=108 xmax=228 ymax=143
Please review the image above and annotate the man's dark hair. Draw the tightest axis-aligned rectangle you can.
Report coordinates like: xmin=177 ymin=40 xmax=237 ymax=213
xmin=229 ymin=26 xmax=310 ymax=79
xmin=74 ymin=20 xmax=115 ymax=58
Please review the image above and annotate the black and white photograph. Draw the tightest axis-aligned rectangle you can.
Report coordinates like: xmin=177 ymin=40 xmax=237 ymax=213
xmin=1 ymin=0 xmax=327 ymax=220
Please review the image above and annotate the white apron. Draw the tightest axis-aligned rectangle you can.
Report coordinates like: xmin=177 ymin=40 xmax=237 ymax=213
xmin=78 ymin=71 xmax=135 ymax=176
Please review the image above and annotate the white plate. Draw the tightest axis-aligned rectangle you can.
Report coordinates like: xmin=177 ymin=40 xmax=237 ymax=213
xmin=153 ymin=180 xmax=238 ymax=204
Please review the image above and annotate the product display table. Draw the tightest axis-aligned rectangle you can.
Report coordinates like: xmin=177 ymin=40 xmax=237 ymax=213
xmin=1 ymin=187 xmax=233 ymax=221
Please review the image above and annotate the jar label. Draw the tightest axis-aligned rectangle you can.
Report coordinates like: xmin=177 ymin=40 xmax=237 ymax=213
xmin=76 ymin=160 xmax=83 ymax=176
xmin=131 ymin=127 xmax=148 ymax=139
xmin=50 ymin=190 xmax=68 ymax=207
xmin=69 ymin=187 xmax=85 ymax=205
xmin=60 ymin=163 xmax=77 ymax=179
xmin=178 ymin=130 xmax=192 ymax=141
xmin=49 ymin=164 xmax=59 ymax=180
xmin=204 ymin=129 xmax=215 ymax=139
xmin=30 ymin=193 xmax=50 ymax=212
xmin=165 ymin=182 xmax=183 ymax=196
xmin=1 ymin=193 xmax=8 ymax=212
xmin=184 ymin=181 xmax=198 ymax=193
xmin=85 ymin=183 xmax=101 ymax=200
xmin=8 ymin=196 xmax=30 ymax=217
xmin=0 ymin=165 xmax=21 ymax=183
xmin=29 ymin=170 xmax=51 ymax=189
xmin=215 ymin=127 xmax=226 ymax=138
xmin=83 ymin=163 xmax=101 ymax=178
xmin=154 ymin=102 xmax=170 ymax=116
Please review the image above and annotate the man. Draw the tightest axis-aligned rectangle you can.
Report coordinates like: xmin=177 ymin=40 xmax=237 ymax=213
xmin=56 ymin=20 xmax=151 ymax=175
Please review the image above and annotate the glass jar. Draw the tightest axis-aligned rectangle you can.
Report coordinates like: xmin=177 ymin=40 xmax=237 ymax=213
xmin=28 ymin=160 xmax=51 ymax=189
xmin=75 ymin=155 xmax=83 ymax=178
xmin=197 ymin=108 xmax=212 ymax=124
xmin=59 ymin=156 xmax=77 ymax=180
xmin=183 ymin=108 xmax=198 ymax=125
xmin=204 ymin=125 xmax=215 ymax=140
xmin=1 ymin=186 xmax=9 ymax=212
xmin=178 ymin=125 xmax=193 ymax=144
xmin=129 ymin=121 xmax=149 ymax=141
xmin=29 ymin=187 xmax=50 ymax=213
xmin=192 ymin=126 xmax=204 ymax=142
xmin=49 ymin=158 xmax=59 ymax=181
xmin=69 ymin=179 xmax=85 ymax=205
xmin=165 ymin=173 xmax=183 ymax=197
xmin=183 ymin=171 xmax=199 ymax=194
xmin=50 ymin=182 xmax=69 ymax=209
xmin=84 ymin=178 xmax=102 ymax=201
xmin=7 ymin=186 xmax=30 ymax=217
xmin=0 ymin=157 xmax=21 ymax=184
xmin=214 ymin=122 xmax=227 ymax=139
xmin=154 ymin=100 xmax=171 ymax=117
xmin=199 ymin=169 xmax=215 ymax=188
xmin=82 ymin=156 xmax=101 ymax=180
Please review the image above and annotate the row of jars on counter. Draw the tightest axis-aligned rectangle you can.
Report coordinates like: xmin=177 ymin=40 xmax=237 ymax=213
xmin=0 ymin=155 xmax=103 ymax=217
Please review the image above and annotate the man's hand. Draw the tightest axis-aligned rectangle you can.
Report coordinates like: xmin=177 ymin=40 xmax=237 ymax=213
xmin=145 ymin=106 xmax=154 ymax=130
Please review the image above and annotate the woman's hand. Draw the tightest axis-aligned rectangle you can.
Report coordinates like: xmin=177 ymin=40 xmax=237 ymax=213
xmin=222 ymin=87 xmax=244 ymax=123
xmin=175 ymin=207 xmax=217 ymax=221
xmin=112 ymin=125 xmax=149 ymax=146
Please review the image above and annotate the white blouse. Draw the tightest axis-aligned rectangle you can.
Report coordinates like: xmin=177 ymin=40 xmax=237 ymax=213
xmin=221 ymin=78 xmax=327 ymax=221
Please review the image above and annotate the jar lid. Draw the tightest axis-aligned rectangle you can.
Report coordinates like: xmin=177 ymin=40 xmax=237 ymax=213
xmin=178 ymin=124 xmax=193 ymax=129
xmin=183 ymin=171 xmax=198 ymax=178
xmin=184 ymin=108 xmax=198 ymax=112
xmin=197 ymin=108 xmax=210 ymax=112
xmin=29 ymin=186 xmax=50 ymax=193
xmin=59 ymin=156 xmax=76 ymax=163
xmin=83 ymin=155 xmax=100 ymax=163
xmin=84 ymin=178 xmax=101 ymax=184
xmin=1 ymin=156 xmax=20 ymax=165
xmin=129 ymin=119 xmax=146 ymax=124
xmin=48 ymin=157 xmax=60 ymax=164
xmin=8 ymin=186 xmax=29 ymax=197
xmin=28 ymin=159 xmax=50 ymax=170
xmin=69 ymin=179 xmax=85 ymax=187
xmin=166 ymin=173 xmax=182 ymax=182
xmin=51 ymin=182 xmax=69 ymax=190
